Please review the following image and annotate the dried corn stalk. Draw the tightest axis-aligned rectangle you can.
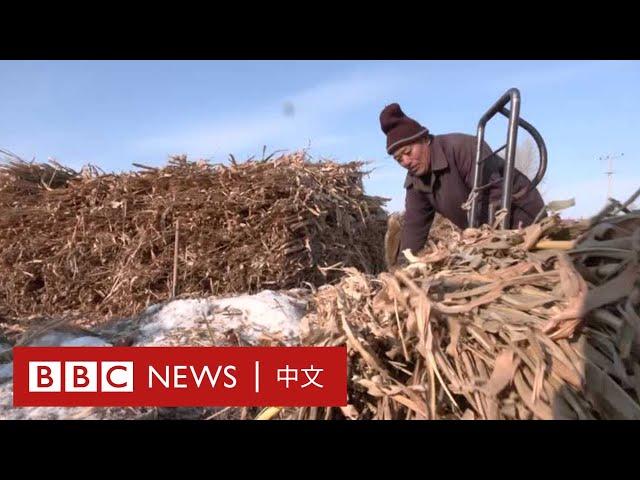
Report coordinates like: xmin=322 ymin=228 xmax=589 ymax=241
xmin=286 ymin=192 xmax=640 ymax=420
xmin=0 ymin=152 xmax=387 ymax=323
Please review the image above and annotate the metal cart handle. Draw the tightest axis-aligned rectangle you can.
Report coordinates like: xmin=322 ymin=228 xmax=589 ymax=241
xmin=468 ymin=88 xmax=547 ymax=228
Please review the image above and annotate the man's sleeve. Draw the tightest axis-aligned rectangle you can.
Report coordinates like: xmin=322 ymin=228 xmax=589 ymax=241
xmin=399 ymin=186 xmax=435 ymax=256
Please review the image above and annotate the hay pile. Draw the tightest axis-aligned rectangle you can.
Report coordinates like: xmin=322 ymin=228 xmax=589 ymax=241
xmin=0 ymin=153 xmax=387 ymax=320
xmin=0 ymin=149 xmax=82 ymax=194
xmin=291 ymin=195 xmax=640 ymax=420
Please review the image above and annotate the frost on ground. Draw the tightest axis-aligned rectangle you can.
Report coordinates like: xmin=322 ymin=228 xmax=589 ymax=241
xmin=0 ymin=289 xmax=308 ymax=420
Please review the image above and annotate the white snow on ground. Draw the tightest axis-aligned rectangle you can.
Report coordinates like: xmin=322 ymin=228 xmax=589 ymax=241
xmin=0 ymin=342 xmax=13 ymax=384
xmin=0 ymin=289 xmax=308 ymax=420
xmin=0 ymin=383 xmax=103 ymax=420
xmin=136 ymin=290 xmax=305 ymax=346
xmin=28 ymin=333 xmax=111 ymax=348
xmin=213 ymin=290 xmax=304 ymax=343
xmin=135 ymin=298 xmax=212 ymax=344
xmin=0 ymin=363 xmax=12 ymax=383
xmin=0 ymin=333 xmax=113 ymax=420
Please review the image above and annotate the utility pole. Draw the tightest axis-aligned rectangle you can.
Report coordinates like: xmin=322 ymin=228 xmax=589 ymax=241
xmin=599 ymin=153 xmax=624 ymax=200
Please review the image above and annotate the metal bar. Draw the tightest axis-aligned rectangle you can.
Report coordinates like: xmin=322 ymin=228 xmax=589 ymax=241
xmin=469 ymin=88 xmax=520 ymax=227
xmin=470 ymin=88 xmax=548 ymax=229
xmin=469 ymin=122 xmax=486 ymax=227
xmin=500 ymin=91 xmax=521 ymax=228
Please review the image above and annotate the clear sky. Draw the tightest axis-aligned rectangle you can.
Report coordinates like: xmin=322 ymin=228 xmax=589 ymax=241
xmin=1 ymin=60 xmax=638 ymax=218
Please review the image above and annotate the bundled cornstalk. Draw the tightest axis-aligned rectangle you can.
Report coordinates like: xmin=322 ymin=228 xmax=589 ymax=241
xmin=0 ymin=153 xmax=387 ymax=321
xmin=287 ymin=195 xmax=640 ymax=420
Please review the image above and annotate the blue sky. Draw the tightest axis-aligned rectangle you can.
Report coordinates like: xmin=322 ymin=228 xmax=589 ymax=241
xmin=1 ymin=60 xmax=638 ymax=218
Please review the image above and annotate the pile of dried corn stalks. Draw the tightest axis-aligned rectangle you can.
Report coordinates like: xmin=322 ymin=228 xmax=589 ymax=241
xmin=288 ymin=191 xmax=640 ymax=420
xmin=0 ymin=149 xmax=82 ymax=194
xmin=0 ymin=153 xmax=387 ymax=320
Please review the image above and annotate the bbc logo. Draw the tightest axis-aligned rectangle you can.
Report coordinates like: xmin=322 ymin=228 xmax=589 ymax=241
xmin=28 ymin=361 xmax=134 ymax=392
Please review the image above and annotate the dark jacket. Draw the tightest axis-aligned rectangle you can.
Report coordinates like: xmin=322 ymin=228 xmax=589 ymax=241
xmin=401 ymin=133 xmax=545 ymax=254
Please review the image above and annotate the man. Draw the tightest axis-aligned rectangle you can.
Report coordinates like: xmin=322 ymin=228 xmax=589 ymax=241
xmin=380 ymin=103 xmax=544 ymax=260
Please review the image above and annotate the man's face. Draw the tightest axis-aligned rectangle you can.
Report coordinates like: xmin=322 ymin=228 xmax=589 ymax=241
xmin=393 ymin=139 xmax=430 ymax=176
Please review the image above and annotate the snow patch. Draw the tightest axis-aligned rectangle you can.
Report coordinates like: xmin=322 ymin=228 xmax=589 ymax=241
xmin=136 ymin=290 xmax=305 ymax=346
xmin=27 ymin=332 xmax=111 ymax=348
xmin=0 ymin=363 xmax=12 ymax=383
xmin=0 ymin=289 xmax=309 ymax=419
